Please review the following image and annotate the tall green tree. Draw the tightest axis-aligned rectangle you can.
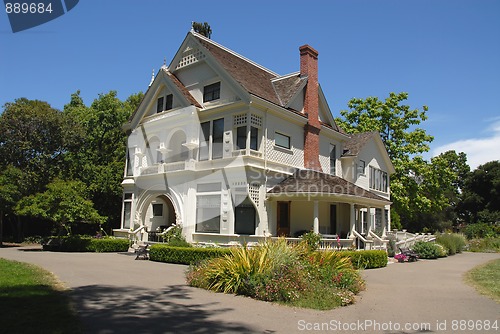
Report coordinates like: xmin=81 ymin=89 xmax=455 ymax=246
xmin=15 ymin=179 xmax=106 ymax=235
xmin=458 ymin=160 xmax=500 ymax=225
xmin=0 ymin=167 xmax=23 ymax=246
xmin=336 ymin=92 xmax=463 ymax=231
xmin=63 ymin=91 xmax=140 ymax=229
xmin=0 ymin=98 xmax=67 ymax=194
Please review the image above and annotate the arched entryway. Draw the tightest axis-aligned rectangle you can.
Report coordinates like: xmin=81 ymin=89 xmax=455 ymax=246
xmin=142 ymin=194 xmax=178 ymax=241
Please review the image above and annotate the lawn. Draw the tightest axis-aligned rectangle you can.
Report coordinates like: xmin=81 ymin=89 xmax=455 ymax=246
xmin=465 ymin=258 xmax=500 ymax=303
xmin=0 ymin=258 xmax=81 ymax=334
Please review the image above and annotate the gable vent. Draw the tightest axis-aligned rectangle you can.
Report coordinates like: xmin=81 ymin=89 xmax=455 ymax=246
xmin=175 ymin=46 xmax=206 ymax=69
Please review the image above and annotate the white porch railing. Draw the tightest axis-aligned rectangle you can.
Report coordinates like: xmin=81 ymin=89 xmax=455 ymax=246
xmin=128 ymin=225 xmax=146 ymax=244
xmin=387 ymin=230 xmax=436 ymax=249
xmin=369 ymin=231 xmax=389 ymax=250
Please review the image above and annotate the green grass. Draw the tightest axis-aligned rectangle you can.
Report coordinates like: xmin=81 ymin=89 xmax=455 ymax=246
xmin=0 ymin=258 xmax=81 ymax=334
xmin=465 ymin=259 xmax=500 ymax=303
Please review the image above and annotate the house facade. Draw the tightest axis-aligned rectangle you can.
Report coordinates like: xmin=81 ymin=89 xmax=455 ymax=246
xmin=114 ymin=30 xmax=395 ymax=249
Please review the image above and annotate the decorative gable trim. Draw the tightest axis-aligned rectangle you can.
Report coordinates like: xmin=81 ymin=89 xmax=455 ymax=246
xmin=125 ymin=68 xmax=200 ymax=131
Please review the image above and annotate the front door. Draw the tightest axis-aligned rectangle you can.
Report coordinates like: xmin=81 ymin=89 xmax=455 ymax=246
xmin=330 ymin=204 xmax=337 ymax=235
xmin=277 ymin=201 xmax=290 ymax=236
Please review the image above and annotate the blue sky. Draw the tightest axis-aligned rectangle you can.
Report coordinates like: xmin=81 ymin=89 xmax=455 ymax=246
xmin=1 ymin=0 xmax=499 ymax=169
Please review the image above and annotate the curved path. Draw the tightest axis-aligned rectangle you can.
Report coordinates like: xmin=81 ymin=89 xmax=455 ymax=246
xmin=1 ymin=247 xmax=499 ymax=333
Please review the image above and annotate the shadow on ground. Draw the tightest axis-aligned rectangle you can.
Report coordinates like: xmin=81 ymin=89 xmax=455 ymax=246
xmin=71 ymin=284 xmax=257 ymax=334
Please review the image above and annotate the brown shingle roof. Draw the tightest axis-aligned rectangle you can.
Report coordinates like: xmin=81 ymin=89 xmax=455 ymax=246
xmin=342 ymin=132 xmax=378 ymax=157
xmin=272 ymin=74 xmax=306 ymax=106
xmin=164 ymin=69 xmax=202 ymax=108
xmin=195 ymin=35 xmax=282 ymax=106
xmin=268 ymin=169 xmax=389 ymax=203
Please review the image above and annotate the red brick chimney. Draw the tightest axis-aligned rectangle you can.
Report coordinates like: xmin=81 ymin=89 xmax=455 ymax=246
xmin=300 ymin=45 xmax=321 ymax=170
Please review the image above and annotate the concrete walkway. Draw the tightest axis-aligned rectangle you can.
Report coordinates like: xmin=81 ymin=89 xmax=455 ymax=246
xmin=1 ymin=247 xmax=499 ymax=333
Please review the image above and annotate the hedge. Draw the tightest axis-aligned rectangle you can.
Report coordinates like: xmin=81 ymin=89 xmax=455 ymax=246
xmin=149 ymin=245 xmax=387 ymax=269
xmin=149 ymin=244 xmax=231 ymax=264
xmin=336 ymin=250 xmax=388 ymax=269
xmin=43 ymin=236 xmax=130 ymax=252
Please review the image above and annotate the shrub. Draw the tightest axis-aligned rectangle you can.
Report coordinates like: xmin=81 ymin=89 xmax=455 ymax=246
xmin=463 ymin=223 xmax=500 ymax=239
xmin=436 ymin=233 xmax=466 ymax=255
xmin=186 ymin=239 xmax=366 ymax=309
xmin=42 ymin=235 xmax=129 ymax=252
xmin=412 ymin=241 xmax=440 ymax=259
xmin=468 ymin=238 xmax=500 ymax=253
xmin=149 ymin=244 xmax=230 ymax=264
xmin=435 ymin=243 xmax=448 ymax=258
xmin=301 ymin=231 xmax=321 ymax=251
xmin=336 ymin=250 xmax=388 ymax=269
xmin=88 ymin=238 xmax=130 ymax=252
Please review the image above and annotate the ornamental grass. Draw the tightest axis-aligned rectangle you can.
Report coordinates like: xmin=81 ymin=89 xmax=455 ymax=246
xmin=186 ymin=238 xmax=364 ymax=309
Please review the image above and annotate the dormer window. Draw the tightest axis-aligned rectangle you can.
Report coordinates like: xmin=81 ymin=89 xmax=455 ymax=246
xmin=165 ymin=94 xmax=173 ymax=110
xmin=203 ymin=82 xmax=220 ymax=102
xmin=157 ymin=97 xmax=164 ymax=113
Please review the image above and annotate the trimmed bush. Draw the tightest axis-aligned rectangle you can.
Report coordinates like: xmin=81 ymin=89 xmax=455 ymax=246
xmin=43 ymin=236 xmax=129 ymax=252
xmin=88 ymin=238 xmax=130 ymax=252
xmin=149 ymin=244 xmax=231 ymax=264
xmin=412 ymin=241 xmax=441 ymax=259
xmin=336 ymin=250 xmax=388 ymax=269
xmin=436 ymin=233 xmax=466 ymax=255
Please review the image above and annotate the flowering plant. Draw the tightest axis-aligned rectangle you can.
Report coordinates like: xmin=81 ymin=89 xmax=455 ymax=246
xmin=394 ymin=253 xmax=407 ymax=262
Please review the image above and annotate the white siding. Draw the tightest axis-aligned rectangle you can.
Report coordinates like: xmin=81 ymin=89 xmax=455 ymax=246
xmin=265 ymin=114 xmax=304 ymax=168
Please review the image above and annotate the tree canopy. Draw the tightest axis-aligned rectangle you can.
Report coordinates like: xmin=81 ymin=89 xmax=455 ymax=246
xmin=192 ymin=21 xmax=212 ymax=38
xmin=0 ymin=90 xmax=142 ymax=238
xmin=336 ymin=92 xmax=468 ymax=231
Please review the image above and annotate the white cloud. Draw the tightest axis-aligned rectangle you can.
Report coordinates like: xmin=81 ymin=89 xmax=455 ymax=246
xmin=432 ymin=119 xmax=500 ymax=170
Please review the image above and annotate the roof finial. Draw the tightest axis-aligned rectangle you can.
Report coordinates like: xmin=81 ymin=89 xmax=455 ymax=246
xmin=163 ymin=57 xmax=166 ymax=67
xmin=149 ymin=68 xmax=155 ymax=87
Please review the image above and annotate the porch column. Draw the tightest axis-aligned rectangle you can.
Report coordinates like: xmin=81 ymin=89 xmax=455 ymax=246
xmin=381 ymin=207 xmax=387 ymax=237
xmin=349 ymin=203 xmax=355 ymax=237
xmin=367 ymin=206 xmax=372 ymax=235
xmin=313 ymin=201 xmax=319 ymax=234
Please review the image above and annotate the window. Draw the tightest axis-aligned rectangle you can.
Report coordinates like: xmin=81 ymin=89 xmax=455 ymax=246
xmin=212 ymin=118 xmax=224 ymax=159
xmin=234 ymin=197 xmax=256 ymax=235
xmin=199 ymin=121 xmax=210 ymax=161
xmin=369 ymin=166 xmax=388 ymax=192
xmin=203 ymin=82 xmax=220 ymax=102
xmin=199 ymin=118 xmax=224 ymax=160
xmin=236 ymin=126 xmax=246 ymax=150
xmin=250 ymin=126 xmax=258 ymax=150
xmin=196 ymin=195 xmax=221 ymax=233
xmin=236 ymin=126 xmax=259 ymax=151
xmin=152 ymin=204 xmax=163 ymax=216
xmin=122 ymin=193 xmax=133 ymax=229
xmin=126 ymin=149 xmax=133 ymax=176
xmin=358 ymin=160 xmax=366 ymax=176
xmin=165 ymin=94 xmax=173 ymax=110
xmin=275 ymin=132 xmax=290 ymax=149
xmin=157 ymin=97 xmax=164 ymax=113
xmin=329 ymin=144 xmax=336 ymax=175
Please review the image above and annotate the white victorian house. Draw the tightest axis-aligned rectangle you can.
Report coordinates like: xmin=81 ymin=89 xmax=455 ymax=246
xmin=114 ymin=30 xmax=395 ymax=249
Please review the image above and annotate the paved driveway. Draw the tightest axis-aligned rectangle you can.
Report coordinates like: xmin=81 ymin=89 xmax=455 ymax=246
xmin=1 ymin=247 xmax=499 ymax=333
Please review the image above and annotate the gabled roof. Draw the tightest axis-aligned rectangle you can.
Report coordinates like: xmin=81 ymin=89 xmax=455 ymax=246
xmin=342 ymin=132 xmax=378 ymax=157
xmin=164 ymin=69 xmax=201 ymax=108
xmin=193 ymin=33 xmax=282 ymax=106
xmin=341 ymin=131 xmax=396 ymax=175
xmin=268 ymin=169 xmax=390 ymax=203
xmin=271 ymin=73 xmax=307 ymax=107
xmin=125 ymin=67 xmax=200 ymax=130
